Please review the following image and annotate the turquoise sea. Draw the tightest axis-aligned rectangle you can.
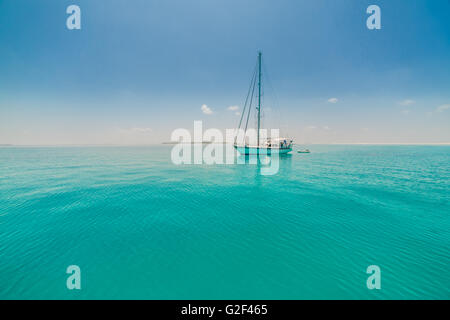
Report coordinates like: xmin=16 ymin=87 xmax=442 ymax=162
xmin=0 ymin=145 xmax=449 ymax=299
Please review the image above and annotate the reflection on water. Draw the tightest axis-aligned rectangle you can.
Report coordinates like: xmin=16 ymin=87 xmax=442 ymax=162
xmin=237 ymin=153 xmax=293 ymax=177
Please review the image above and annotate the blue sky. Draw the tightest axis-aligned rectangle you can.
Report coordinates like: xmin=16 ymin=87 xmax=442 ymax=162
xmin=1 ymin=0 xmax=449 ymax=144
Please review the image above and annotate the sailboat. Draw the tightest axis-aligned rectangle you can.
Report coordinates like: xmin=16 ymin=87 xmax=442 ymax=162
xmin=234 ymin=52 xmax=293 ymax=155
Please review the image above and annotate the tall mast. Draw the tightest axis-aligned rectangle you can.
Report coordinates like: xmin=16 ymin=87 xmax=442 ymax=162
xmin=257 ymin=51 xmax=262 ymax=148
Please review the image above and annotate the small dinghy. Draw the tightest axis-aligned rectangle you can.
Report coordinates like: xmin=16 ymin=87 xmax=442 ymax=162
xmin=297 ymin=149 xmax=311 ymax=153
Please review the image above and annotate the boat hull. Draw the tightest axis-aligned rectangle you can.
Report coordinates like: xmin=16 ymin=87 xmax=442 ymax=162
xmin=234 ymin=145 xmax=292 ymax=155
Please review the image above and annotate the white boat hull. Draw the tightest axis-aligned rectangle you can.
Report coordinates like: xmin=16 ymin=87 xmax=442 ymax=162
xmin=234 ymin=145 xmax=292 ymax=155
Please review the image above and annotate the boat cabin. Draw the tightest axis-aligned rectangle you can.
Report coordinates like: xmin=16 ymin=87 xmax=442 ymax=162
xmin=263 ymin=138 xmax=293 ymax=149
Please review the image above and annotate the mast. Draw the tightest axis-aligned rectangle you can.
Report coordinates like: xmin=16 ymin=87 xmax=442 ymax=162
xmin=257 ymin=51 xmax=262 ymax=148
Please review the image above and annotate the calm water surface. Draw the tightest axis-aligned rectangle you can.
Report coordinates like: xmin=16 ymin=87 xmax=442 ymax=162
xmin=0 ymin=145 xmax=449 ymax=299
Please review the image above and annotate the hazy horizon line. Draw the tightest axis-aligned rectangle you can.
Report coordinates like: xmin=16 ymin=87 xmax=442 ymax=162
xmin=1 ymin=142 xmax=450 ymax=147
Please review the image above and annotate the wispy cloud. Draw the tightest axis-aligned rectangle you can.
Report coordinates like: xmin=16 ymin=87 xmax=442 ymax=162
xmin=235 ymin=112 xmax=241 ymax=116
xmin=201 ymin=104 xmax=213 ymax=115
xmin=401 ymin=109 xmax=410 ymax=115
xmin=436 ymin=104 xmax=450 ymax=113
xmin=327 ymin=98 xmax=338 ymax=104
xmin=228 ymin=105 xmax=239 ymax=111
xmin=323 ymin=126 xmax=330 ymax=130
xmin=306 ymin=125 xmax=317 ymax=130
xmin=398 ymin=99 xmax=415 ymax=106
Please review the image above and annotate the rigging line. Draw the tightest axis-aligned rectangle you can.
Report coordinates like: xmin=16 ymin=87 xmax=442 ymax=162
xmin=243 ymin=65 xmax=258 ymax=144
xmin=262 ymin=60 xmax=284 ymax=136
xmin=236 ymin=65 xmax=257 ymax=135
